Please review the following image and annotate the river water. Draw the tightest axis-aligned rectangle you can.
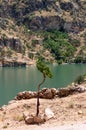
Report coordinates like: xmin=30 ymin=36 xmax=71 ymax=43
xmin=0 ymin=64 xmax=86 ymax=107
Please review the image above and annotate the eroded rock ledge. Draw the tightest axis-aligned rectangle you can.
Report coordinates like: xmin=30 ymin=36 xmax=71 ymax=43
xmin=1 ymin=60 xmax=26 ymax=67
xmin=15 ymin=85 xmax=86 ymax=100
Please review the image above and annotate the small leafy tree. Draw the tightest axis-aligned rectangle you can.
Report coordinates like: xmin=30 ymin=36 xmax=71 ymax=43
xmin=36 ymin=59 xmax=53 ymax=116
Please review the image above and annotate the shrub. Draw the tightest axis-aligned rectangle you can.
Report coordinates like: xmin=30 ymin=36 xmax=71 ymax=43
xmin=74 ymin=75 xmax=85 ymax=84
xmin=57 ymin=59 xmax=63 ymax=64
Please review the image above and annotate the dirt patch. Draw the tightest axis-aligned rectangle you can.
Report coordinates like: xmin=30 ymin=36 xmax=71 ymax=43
xmin=0 ymin=92 xmax=86 ymax=130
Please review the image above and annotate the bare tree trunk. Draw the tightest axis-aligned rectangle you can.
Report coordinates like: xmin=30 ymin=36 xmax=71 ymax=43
xmin=36 ymin=75 xmax=46 ymax=116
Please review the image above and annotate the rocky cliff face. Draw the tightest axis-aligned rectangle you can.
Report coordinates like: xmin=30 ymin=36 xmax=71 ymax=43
xmin=0 ymin=37 xmax=23 ymax=52
xmin=1 ymin=0 xmax=85 ymax=33
xmin=0 ymin=0 xmax=86 ymax=64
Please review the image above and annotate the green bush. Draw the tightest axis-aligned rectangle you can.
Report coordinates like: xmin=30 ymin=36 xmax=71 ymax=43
xmin=74 ymin=56 xmax=86 ymax=63
xmin=74 ymin=75 xmax=85 ymax=84
xmin=70 ymin=39 xmax=80 ymax=47
xmin=57 ymin=59 xmax=63 ymax=64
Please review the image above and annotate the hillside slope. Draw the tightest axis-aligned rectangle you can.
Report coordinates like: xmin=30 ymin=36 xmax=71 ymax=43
xmin=0 ymin=0 xmax=86 ymax=65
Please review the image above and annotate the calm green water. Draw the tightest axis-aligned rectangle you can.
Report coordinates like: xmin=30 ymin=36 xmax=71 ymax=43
xmin=0 ymin=64 xmax=86 ymax=107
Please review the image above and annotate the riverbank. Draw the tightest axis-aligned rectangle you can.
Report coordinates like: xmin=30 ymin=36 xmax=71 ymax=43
xmin=0 ymin=57 xmax=86 ymax=67
xmin=0 ymin=84 xmax=86 ymax=130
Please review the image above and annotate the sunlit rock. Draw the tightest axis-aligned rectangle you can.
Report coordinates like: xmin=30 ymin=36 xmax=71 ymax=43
xmin=44 ymin=108 xmax=54 ymax=120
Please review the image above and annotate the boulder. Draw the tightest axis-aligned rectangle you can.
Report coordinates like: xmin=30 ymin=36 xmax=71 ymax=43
xmin=51 ymin=88 xmax=57 ymax=96
xmin=77 ymin=86 xmax=86 ymax=93
xmin=24 ymin=91 xmax=35 ymax=99
xmin=41 ymin=89 xmax=53 ymax=99
xmin=16 ymin=91 xmax=37 ymax=100
xmin=58 ymin=88 xmax=71 ymax=97
xmin=24 ymin=114 xmax=45 ymax=124
xmin=24 ymin=115 xmax=34 ymax=124
xmin=58 ymin=85 xmax=86 ymax=97
xmin=33 ymin=116 xmax=45 ymax=124
xmin=39 ymin=88 xmax=57 ymax=99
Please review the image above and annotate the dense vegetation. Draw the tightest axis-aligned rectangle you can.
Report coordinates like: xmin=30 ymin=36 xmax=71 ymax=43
xmin=42 ymin=30 xmax=76 ymax=63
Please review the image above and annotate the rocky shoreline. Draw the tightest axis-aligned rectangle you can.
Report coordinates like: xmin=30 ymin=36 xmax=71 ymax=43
xmin=0 ymin=82 xmax=86 ymax=130
xmin=0 ymin=59 xmax=36 ymax=67
xmin=15 ymin=84 xmax=86 ymax=100
xmin=0 ymin=61 xmax=85 ymax=68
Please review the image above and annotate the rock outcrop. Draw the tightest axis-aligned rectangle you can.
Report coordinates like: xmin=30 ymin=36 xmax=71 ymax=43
xmin=0 ymin=37 xmax=23 ymax=53
xmin=2 ymin=60 xmax=26 ymax=67
xmin=58 ymin=85 xmax=86 ymax=97
xmin=29 ymin=16 xmax=64 ymax=31
xmin=0 ymin=0 xmax=86 ymax=33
